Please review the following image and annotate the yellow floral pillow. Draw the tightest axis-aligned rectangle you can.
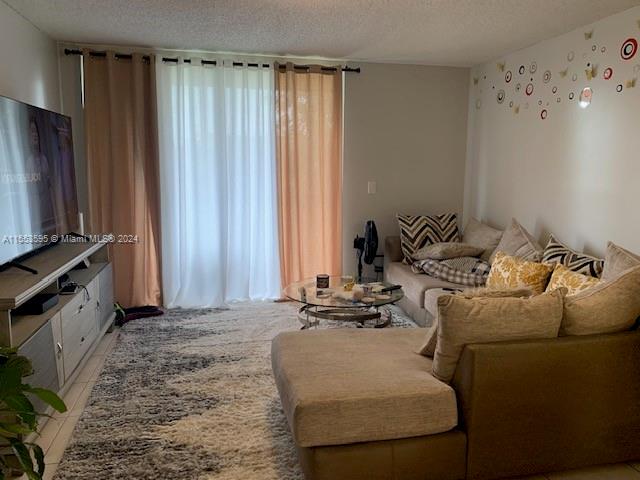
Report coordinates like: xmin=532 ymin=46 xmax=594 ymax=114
xmin=545 ymin=263 xmax=599 ymax=296
xmin=486 ymin=251 xmax=554 ymax=295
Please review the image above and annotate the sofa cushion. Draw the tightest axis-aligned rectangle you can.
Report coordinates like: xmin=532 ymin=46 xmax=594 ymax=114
xmin=562 ymin=265 xmax=640 ymax=335
xmin=462 ymin=217 xmax=504 ymax=262
xmin=546 ymin=263 xmax=599 ymax=296
xmin=601 ymin=241 xmax=640 ymax=281
xmin=486 ymin=251 xmax=554 ymax=295
xmin=271 ymin=329 xmax=458 ymax=447
xmin=542 ymin=234 xmax=604 ymax=278
xmin=489 ymin=218 xmax=543 ymax=264
xmin=397 ymin=213 xmax=460 ymax=264
xmin=432 ymin=288 xmax=566 ymax=383
xmin=414 ymin=242 xmax=484 ymax=261
xmin=414 ymin=257 xmax=491 ymax=287
xmin=386 ymin=262 xmax=466 ymax=308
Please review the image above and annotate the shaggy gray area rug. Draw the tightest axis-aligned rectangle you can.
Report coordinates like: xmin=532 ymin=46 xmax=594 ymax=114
xmin=54 ymin=301 xmax=416 ymax=480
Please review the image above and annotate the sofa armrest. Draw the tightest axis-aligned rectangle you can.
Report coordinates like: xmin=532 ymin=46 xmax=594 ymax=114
xmin=384 ymin=236 xmax=403 ymax=264
xmin=451 ymin=331 xmax=640 ymax=479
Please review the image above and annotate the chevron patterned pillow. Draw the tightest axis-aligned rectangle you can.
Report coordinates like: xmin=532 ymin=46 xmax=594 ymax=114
xmin=542 ymin=234 xmax=604 ymax=278
xmin=397 ymin=213 xmax=460 ymax=264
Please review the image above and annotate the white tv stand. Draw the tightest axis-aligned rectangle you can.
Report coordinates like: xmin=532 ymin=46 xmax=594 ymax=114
xmin=0 ymin=241 xmax=115 ymax=396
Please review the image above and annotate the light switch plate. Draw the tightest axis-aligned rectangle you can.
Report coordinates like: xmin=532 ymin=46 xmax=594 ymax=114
xmin=367 ymin=181 xmax=376 ymax=194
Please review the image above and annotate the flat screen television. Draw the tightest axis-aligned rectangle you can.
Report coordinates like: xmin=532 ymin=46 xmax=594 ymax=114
xmin=0 ymin=95 xmax=79 ymax=268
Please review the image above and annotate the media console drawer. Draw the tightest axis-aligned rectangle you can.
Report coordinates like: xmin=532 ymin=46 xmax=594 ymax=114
xmin=61 ymin=283 xmax=99 ymax=380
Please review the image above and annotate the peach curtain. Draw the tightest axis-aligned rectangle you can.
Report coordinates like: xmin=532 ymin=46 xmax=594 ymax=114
xmin=83 ymin=51 xmax=162 ymax=307
xmin=275 ymin=63 xmax=343 ymax=287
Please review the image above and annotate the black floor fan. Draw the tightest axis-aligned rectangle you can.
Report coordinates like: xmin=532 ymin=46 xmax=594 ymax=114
xmin=353 ymin=220 xmax=378 ymax=282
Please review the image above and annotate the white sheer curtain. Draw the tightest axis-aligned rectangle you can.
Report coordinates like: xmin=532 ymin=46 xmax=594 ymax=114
xmin=156 ymin=59 xmax=281 ymax=307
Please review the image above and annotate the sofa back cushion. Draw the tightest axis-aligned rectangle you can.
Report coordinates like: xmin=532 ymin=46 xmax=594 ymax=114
xmin=546 ymin=263 xmax=600 ymax=296
xmin=602 ymin=241 xmax=640 ymax=281
xmin=542 ymin=234 xmax=604 ymax=278
xmin=462 ymin=218 xmax=503 ymax=262
xmin=396 ymin=213 xmax=459 ymax=264
xmin=486 ymin=251 xmax=554 ymax=295
xmin=562 ymin=265 xmax=640 ymax=335
xmin=489 ymin=218 xmax=542 ymax=264
xmin=432 ymin=288 xmax=565 ymax=383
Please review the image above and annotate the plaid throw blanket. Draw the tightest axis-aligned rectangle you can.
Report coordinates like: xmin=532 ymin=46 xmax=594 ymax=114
xmin=411 ymin=256 xmax=491 ymax=287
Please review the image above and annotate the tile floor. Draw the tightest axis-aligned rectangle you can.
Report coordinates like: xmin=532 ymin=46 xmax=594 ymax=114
xmin=34 ymin=328 xmax=640 ymax=480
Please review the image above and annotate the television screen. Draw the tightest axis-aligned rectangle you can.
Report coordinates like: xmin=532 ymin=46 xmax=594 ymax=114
xmin=0 ymin=95 xmax=79 ymax=266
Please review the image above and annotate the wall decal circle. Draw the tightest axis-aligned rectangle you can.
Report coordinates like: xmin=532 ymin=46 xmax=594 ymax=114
xmin=572 ymin=73 xmax=578 ymax=81
xmin=540 ymin=109 xmax=548 ymax=120
xmin=525 ymin=83 xmax=534 ymax=96
xmin=543 ymin=70 xmax=552 ymax=83
xmin=515 ymin=83 xmax=522 ymax=92
xmin=519 ymin=65 xmax=526 ymax=74
xmin=496 ymin=89 xmax=505 ymax=104
xmin=567 ymin=51 xmax=575 ymax=61
xmin=616 ymin=84 xmax=623 ymax=92
xmin=552 ymin=86 xmax=558 ymax=94
xmin=621 ymin=38 xmax=638 ymax=60
xmin=530 ymin=62 xmax=537 ymax=74
xmin=601 ymin=46 xmax=607 ymax=53
xmin=505 ymin=70 xmax=512 ymax=83
xmin=569 ymin=92 xmax=575 ymax=100
xmin=538 ymin=99 xmax=543 ymax=106
xmin=592 ymin=45 xmax=597 ymax=52
xmin=603 ymin=67 xmax=613 ymax=80
xmin=509 ymin=100 xmax=514 ymax=107
xmin=557 ymin=97 xmax=561 ymax=103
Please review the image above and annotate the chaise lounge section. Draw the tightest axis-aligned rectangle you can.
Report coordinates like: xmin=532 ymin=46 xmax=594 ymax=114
xmin=272 ymin=327 xmax=640 ymax=479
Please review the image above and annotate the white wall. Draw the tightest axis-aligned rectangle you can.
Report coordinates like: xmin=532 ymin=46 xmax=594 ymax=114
xmin=343 ymin=62 xmax=469 ymax=275
xmin=0 ymin=1 xmax=60 ymax=111
xmin=465 ymin=6 xmax=640 ymax=257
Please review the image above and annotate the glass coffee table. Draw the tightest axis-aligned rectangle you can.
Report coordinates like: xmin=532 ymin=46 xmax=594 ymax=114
xmin=283 ymin=276 xmax=404 ymax=329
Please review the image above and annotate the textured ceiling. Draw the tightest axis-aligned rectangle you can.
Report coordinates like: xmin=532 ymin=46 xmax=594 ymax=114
xmin=5 ymin=0 xmax=640 ymax=66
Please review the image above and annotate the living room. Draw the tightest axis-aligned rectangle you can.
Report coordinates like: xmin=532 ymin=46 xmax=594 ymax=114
xmin=0 ymin=1 xmax=639 ymax=479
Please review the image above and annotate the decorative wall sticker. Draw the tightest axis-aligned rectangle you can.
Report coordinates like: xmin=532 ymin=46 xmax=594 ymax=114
xmin=579 ymin=87 xmax=592 ymax=108
xmin=552 ymin=86 xmax=558 ymax=94
xmin=601 ymin=46 xmax=607 ymax=53
xmin=616 ymin=84 xmax=623 ymax=92
xmin=505 ymin=70 xmax=512 ymax=82
xmin=543 ymin=70 xmax=552 ymax=83
xmin=585 ymin=64 xmax=597 ymax=80
xmin=572 ymin=73 xmax=578 ymax=81
xmin=621 ymin=38 xmax=638 ymax=60
xmin=540 ymin=109 xmax=548 ymax=120
xmin=476 ymin=99 xmax=482 ymax=109
xmin=584 ymin=30 xmax=593 ymax=40
xmin=569 ymin=92 xmax=575 ymax=100
xmin=497 ymin=89 xmax=506 ymax=103
xmin=538 ymin=99 xmax=543 ymax=106
xmin=530 ymin=62 xmax=538 ymax=73
xmin=525 ymin=83 xmax=534 ymax=96
xmin=557 ymin=97 xmax=561 ymax=103
xmin=592 ymin=44 xmax=597 ymax=52
xmin=515 ymin=83 xmax=522 ymax=92
xmin=518 ymin=65 xmax=525 ymax=74
xmin=514 ymin=105 xmax=520 ymax=114
xmin=497 ymin=62 xmax=505 ymax=72
xmin=626 ymin=78 xmax=636 ymax=88
xmin=559 ymin=68 xmax=568 ymax=78
xmin=473 ymin=77 xmax=479 ymax=85
xmin=509 ymin=100 xmax=514 ymax=107
xmin=567 ymin=51 xmax=575 ymax=61
xmin=603 ymin=67 xmax=613 ymax=80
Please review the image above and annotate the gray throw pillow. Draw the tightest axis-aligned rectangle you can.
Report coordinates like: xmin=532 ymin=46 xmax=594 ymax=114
xmin=462 ymin=218 xmax=503 ymax=262
xmin=601 ymin=242 xmax=640 ymax=281
xmin=414 ymin=242 xmax=484 ymax=261
xmin=488 ymin=218 xmax=543 ymax=264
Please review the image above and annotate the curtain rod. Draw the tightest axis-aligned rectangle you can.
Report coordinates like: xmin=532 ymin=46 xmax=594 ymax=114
xmin=63 ymin=48 xmax=360 ymax=72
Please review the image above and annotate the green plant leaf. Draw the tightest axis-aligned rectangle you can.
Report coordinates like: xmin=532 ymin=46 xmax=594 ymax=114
xmin=0 ymin=422 xmax=31 ymax=435
xmin=5 ymin=356 xmax=33 ymax=378
xmin=3 ymin=394 xmax=35 ymax=430
xmin=0 ymin=368 xmax=23 ymax=395
xmin=9 ymin=440 xmax=37 ymax=480
xmin=26 ymin=443 xmax=44 ymax=477
xmin=24 ymin=388 xmax=66 ymax=414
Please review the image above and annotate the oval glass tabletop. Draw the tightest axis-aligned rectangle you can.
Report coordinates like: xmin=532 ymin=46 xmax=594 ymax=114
xmin=283 ymin=276 xmax=404 ymax=308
